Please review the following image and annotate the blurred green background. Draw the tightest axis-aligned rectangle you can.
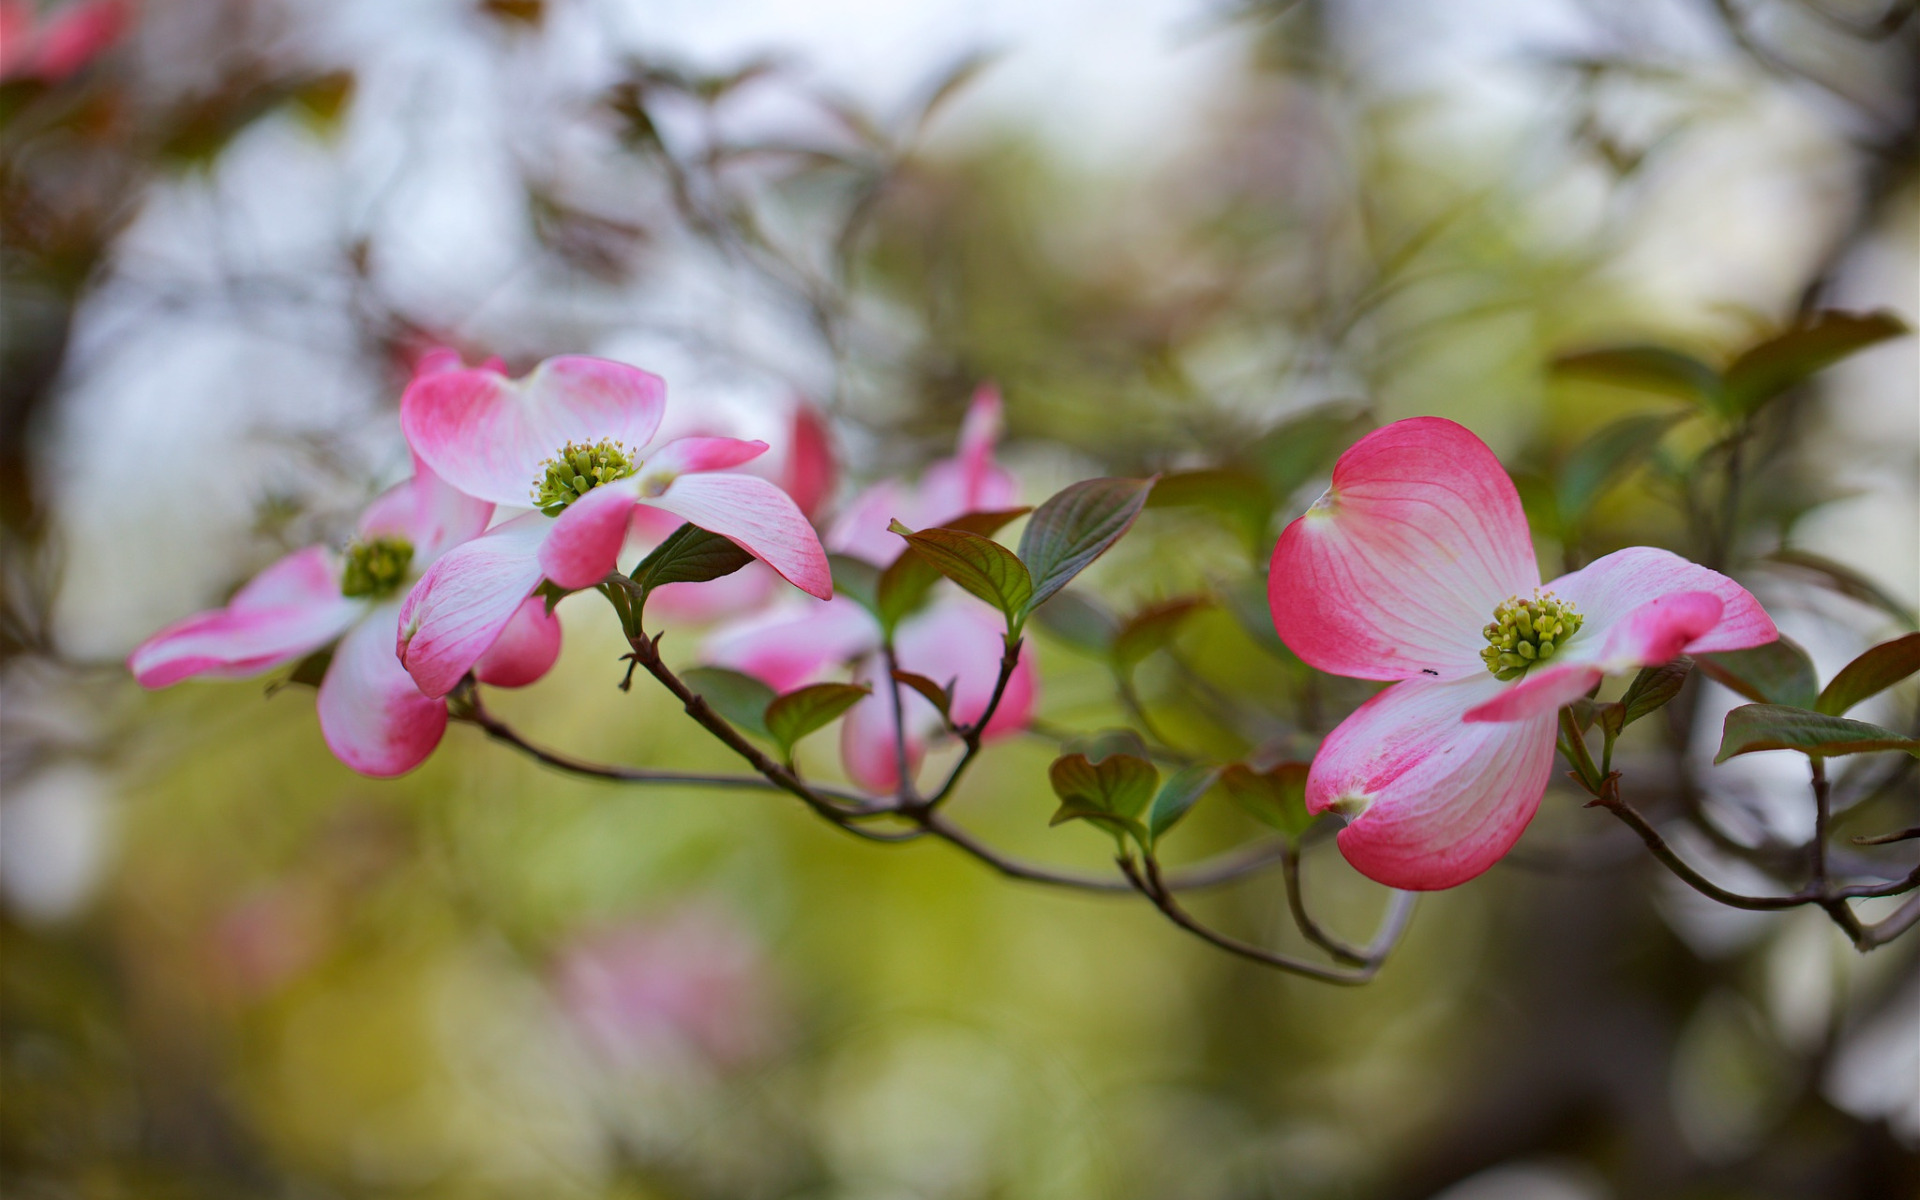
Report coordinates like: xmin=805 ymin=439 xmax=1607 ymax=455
xmin=3 ymin=1 xmax=1916 ymax=1197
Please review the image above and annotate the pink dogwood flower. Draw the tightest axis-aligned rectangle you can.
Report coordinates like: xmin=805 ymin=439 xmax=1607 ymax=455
xmin=395 ymin=356 xmax=833 ymax=698
xmin=0 ymin=0 xmax=126 ymax=82
xmin=129 ymin=456 xmax=561 ymax=777
xmin=1268 ymin=417 xmax=1777 ymax=890
xmin=704 ymin=386 xmax=1036 ymax=792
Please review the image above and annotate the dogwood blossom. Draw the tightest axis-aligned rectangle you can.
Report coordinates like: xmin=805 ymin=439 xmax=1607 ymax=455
xmin=704 ymin=386 xmax=1036 ymax=792
xmin=129 ymin=455 xmax=560 ymax=776
xmin=0 ymin=0 xmax=124 ymax=82
xmin=395 ymin=356 xmax=832 ymax=698
xmin=1268 ymin=417 xmax=1778 ymax=889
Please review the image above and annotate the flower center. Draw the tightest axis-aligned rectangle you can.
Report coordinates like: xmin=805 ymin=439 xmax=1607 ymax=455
xmin=340 ymin=536 xmax=414 ymax=598
xmin=532 ymin=439 xmax=636 ymax=515
xmin=1480 ymin=590 xmax=1582 ymax=681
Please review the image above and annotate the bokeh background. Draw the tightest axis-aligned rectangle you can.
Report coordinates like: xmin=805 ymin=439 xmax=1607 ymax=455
xmin=3 ymin=0 xmax=1917 ymax=1197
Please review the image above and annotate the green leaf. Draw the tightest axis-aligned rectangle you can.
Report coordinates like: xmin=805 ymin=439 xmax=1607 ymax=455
xmin=1113 ymin=597 xmax=1211 ymax=668
xmin=1698 ymin=639 xmax=1818 ymax=710
xmin=1715 ymin=704 xmax=1920 ymax=763
xmin=1017 ymin=478 xmax=1156 ymax=611
xmin=765 ymin=682 xmax=871 ymax=752
xmin=1763 ymin=549 xmax=1918 ymax=629
xmin=632 ymin=523 xmax=755 ymax=593
xmin=829 ymin=554 xmax=881 ymax=614
xmin=1146 ymin=766 xmax=1221 ymax=847
xmin=1550 ymin=345 xmax=1721 ymax=403
xmin=1048 ymin=750 xmax=1159 ymax=836
xmin=890 ymin=670 xmax=954 ymax=722
xmin=1219 ymin=762 xmax=1312 ymax=836
xmin=1816 ymin=633 xmax=1920 ymax=717
xmin=1557 ymin=411 xmax=1689 ymax=522
xmin=1721 ymin=310 xmax=1908 ymax=418
xmin=1146 ymin=469 xmax=1271 ymax=553
xmin=873 ymin=508 xmax=1030 ymax=632
xmin=267 ymin=648 xmax=334 ymax=696
xmin=680 ymin=667 xmax=776 ymax=739
xmin=1247 ymin=408 xmax=1371 ymax=501
xmin=1620 ymin=656 xmax=1693 ymax=728
xmin=1223 ymin=576 xmax=1289 ymax=658
xmin=1030 ymin=590 xmax=1119 ymax=657
xmin=888 ymin=520 xmax=1034 ymax=622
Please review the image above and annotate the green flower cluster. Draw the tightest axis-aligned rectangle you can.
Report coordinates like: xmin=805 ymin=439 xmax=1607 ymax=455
xmin=340 ymin=537 xmax=415 ymax=598
xmin=1480 ymin=590 xmax=1582 ymax=680
xmin=532 ymin=439 xmax=637 ymax=515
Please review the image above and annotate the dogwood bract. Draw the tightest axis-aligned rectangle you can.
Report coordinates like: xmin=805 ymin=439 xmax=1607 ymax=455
xmin=128 ymin=456 xmax=561 ymax=776
xmin=704 ymin=386 xmax=1036 ymax=792
xmin=1268 ymin=417 xmax=1778 ymax=890
xmin=395 ymin=355 xmax=832 ymax=698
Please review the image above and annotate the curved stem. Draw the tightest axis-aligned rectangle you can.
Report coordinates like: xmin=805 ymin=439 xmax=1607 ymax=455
xmin=1280 ymin=841 xmax=1369 ymax=965
xmin=1119 ymin=856 xmax=1413 ymax=986
xmin=923 ymin=635 xmax=1023 ymax=808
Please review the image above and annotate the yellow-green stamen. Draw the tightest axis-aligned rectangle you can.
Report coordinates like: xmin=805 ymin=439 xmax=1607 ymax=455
xmin=532 ymin=439 xmax=636 ymax=515
xmin=1480 ymin=590 xmax=1583 ymax=681
xmin=341 ymin=536 xmax=414 ymax=598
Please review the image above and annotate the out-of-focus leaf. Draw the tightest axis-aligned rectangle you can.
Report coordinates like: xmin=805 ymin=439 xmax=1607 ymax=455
xmin=479 ymin=0 xmax=545 ymax=26
xmin=1113 ymin=597 xmax=1211 ymax=668
xmin=1219 ymin=762 xmax=1312 ymax=836
xmin=829 ymin=554 xmax=881 ymax=615
xmin=1223 ymin=576 xmax=1288 ymax=658
xmin=1557 ymin=410 xmax=1689 ymax=522
xmin=1699 ymin=640 xmax=1818 ymax=710
xmin=289 ymin=71 xmax=355 ymax=134
xmin=680 ymin=667 xmax=776 ymax=740
xmin=766 ymin=683 xmax=870 ymax=752
xmin=874 ymin=508 xmax=1029 ymax=631
xmin=1048 ymin=750 xmax=1159 ymax=839
xmin=1763 ymin=549 xmax=1919 ymax=629
xmin=1248 ymin=408 xmax=1371 ymax=502
xmin=1510 ymin=470 xmax=1563 ymax=541
xmin=631 ymin=523 xmax=755 ymax=595
xmin=1146 ymin=469 xmax=1271 ymax=554
xmin=1067 ymin=728 xmax=1152 ymax=764
xmin=1146 ymin=766 xmax=1221 ymax=847
xmin=1721 ymin=310 xmax=1908 ymax=418
xmin=1715 ymin=704 xmax=1920 ymax=763
xmin=889 ymin=521 xmax=1033 ymax=623
xmin=1030 ymin=590 xmax=1119 ymax=657
xmin=268 ymin=648 xmax=333 ymax=695
xmin=910 ymin=48 xmax=998 ymax=136
xmin=1550 ymin=345 xmax=1721 ymax=403
xmin=1816 ymin=634 xmax=1920 ymax=716
xmin=1018 ymin=478 xmax=1156 ymax=610
xmin=1620 ymin=656 xmax=1692 ymax=727
xmin=890 ymin=670 xmax=953 ymax=722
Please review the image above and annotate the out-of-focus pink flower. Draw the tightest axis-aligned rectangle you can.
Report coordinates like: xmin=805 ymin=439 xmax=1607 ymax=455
xmin=130 ymin=360 xmax=562 ymax=777
xmin=396 ymin=356 xmax=832 ymax=698
xmin=553 ymin=904 xmax=779 ymax=1070
xmin=1268 ymin=417 xmax=1778 ymax=890
xmin=0 ymin=0 xmax=126 ymax=82
xmin=705 ymin=385 xmax=1035 ymax=793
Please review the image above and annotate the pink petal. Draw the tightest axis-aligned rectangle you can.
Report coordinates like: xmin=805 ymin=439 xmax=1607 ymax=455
xmin=25 ymin=0 xmax=123 ymax=80
xmin=918 ymin=384 xmax=1018 ymax=526
xmin=782 ymin=404 xmax=836 ymax=519
xmin=825 ymin=479 xmax=913 ymax=566
xmin=638 ymin=436 xmax=769 ymax=484
xmin=317 ymin=602 xmax=448 ymax=778
xmin=1460 ymin=663 xmax=1604 ymax=725
xmin=703 ymin=596 xmax=880 ymax=693
xmin=1544 ymin=546 xmax=1776 ymax=657
xmin=129 ymin=547 xmax=361 ymax=688
xmin=472 ymin=595 xmax=563 ymax=688
xmin=539 ymin=484 xmax=637 ymax=591
xmin=1308 ymin=674 xmax=1556 ymax=889
xmin=397 ymin=514 xmax=549 ymax=698
xmin=356 ymin=454 xmax=494 ymax=565
xmin=840 ymin=663 xmax=925 ymax=794
xmin=401 ymin=355 xmax=667 ymax=507
xmin=896 ymin=599 xmax=1035 ymax=738
xmin=640 ymin=473 xmax=833 ymax=600
xmin=1269 ymin=417 xmax=1539 ymax=681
